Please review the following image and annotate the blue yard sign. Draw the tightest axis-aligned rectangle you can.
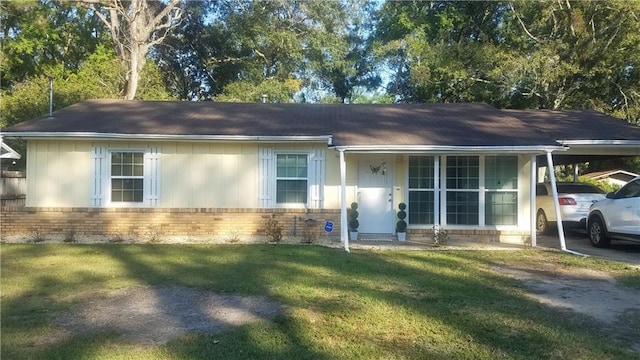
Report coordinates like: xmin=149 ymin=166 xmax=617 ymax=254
xmin=324 ymin=221 xmax=334 ymax=233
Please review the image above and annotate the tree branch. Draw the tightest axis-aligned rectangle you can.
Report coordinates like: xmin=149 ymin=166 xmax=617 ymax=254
xmin=509 ymin=2 xmax=539 ymax=42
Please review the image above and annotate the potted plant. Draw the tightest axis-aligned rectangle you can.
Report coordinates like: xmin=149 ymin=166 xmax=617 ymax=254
xmin=348 ymin=202 xmax=359 ymax=240
xmin=396 ymin=202 xmax=407 ymax=241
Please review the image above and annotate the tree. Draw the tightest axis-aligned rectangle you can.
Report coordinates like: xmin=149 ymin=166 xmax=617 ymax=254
xmin=152 ymin=1 xmax=243 ymax=100
xmin=82 ymin=0 xmax=183 ymax=100
xmin=374 ymin=0 xmax=640 ymax=124
xmin=1 ymin=46 xmax=172 ymax=129
xmin=506 ymin=0 xmax=640 ymax=122
xmin=0 ymin=0 xmax=106 ymax=90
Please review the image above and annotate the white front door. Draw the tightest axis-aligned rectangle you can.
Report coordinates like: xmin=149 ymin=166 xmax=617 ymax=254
xmin=357 ymin=154 xmax=395 ymax=234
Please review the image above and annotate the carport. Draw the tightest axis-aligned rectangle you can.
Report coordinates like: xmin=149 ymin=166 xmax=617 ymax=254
xmin=507 ymin=109 xmax=640 ymax=254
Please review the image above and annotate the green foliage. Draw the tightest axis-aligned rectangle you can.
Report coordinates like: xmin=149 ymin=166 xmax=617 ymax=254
xmin=396 ymin=202 xmax=407 ymax=232
xmin=0 ymin=0 xmax=107 ymax=90
xmin=216 ymin=78 xmax=301 ymax=103
xmin=578 ymin=177 xmax=621 ymax=194
xmin=374 ymin=0 xmax=640 ymax=124
xmin=348 ymin=202 xmax=359 ymax=231
xmin=0 ymin=46 xmax=172 ymax=128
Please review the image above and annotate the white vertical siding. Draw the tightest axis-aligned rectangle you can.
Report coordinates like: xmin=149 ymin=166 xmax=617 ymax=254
xmin=25 ymin=140 xmax=361 ymax=213
xmin=160 ymin=142 xmax=260 ymax=208
xmin=27 ymin=140 xmax=92 ymax=207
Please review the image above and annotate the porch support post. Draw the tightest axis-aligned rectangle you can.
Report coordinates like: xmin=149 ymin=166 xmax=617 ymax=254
xmin=546 ymin=151 xmax=587 ymax=256
xmin=530 ymin=154 xmax=537 ymax=247
xmin=339 ymin=149 xmax=349 ymax=252
xmin=434 ymin=155 xmax=440 ymax=227
xmin=546 ymin=151 xmax=567 ymax=250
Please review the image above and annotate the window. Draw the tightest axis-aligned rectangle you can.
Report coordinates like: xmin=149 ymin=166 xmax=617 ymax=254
xmin=111 ymin=152 xmax=144 ymax=203
xmin=484 ymin=156 xmax=518 ymax=225
xmin=446 ymin=156 xmax=479 ymax=225
xmin=91 ymin=147 xmax=159 ymax=207
xmin=408 ymin=156 xmax=435 ymax=224
xmin=259 ymin=148 xmax=324 ymax=208
xmin=276 ymin=154 xmax=308 ymax=204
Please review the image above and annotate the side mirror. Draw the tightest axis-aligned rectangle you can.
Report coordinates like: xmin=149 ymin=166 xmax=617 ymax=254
xmin=605 ymin=192 xmax=616 ymax=199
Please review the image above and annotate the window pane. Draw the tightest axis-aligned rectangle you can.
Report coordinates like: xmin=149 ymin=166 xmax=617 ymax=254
xmin=111 ymin=179 xmax=144 ymax=203
xmin=276 ymin=180 xmax=307 ymax=203
xmin=408 ymin=156 xmax=434 ymax=190
xmin=446 ymin=156 xmax=479 ymax=190
xmin=408 ymin=191 xmax=434 ymax=224
xmin=485 ymin=192 xmax=517 ymax=225
xmin=485 ymin=156 xmax=518 ymax=189
xmin=276 ymin=154 xmax=307 ymax=179
xmin=446 ymin=191 xmax=479 ymax=225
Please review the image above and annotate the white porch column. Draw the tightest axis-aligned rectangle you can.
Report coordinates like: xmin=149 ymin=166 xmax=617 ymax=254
xmin=546 ymin=151 xmax=587 ymax=256
xmin=530 ymin=154 xmax=537 ymax=247
xmin=546 ymin=151 xmax=567 ymax=250
xmin=339 ymin=149 xmax=349 ymax=252
xmin=434 ymin=155 xmax=440 ymax=226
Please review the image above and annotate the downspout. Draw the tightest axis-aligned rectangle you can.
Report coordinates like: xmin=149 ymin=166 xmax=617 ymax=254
xmin=530 ymin=154 xmax=537 ymax=247
xmin=546 ymin=151 xmax=587 ymax=256
xmin=339 ymin=149 xmax=349 ymax=252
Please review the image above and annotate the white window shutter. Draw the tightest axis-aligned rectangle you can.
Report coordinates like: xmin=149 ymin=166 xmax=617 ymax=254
xmin=259 ymin=147 xmax=273 ymax=207
xmin=144 ymin=147 xmax=161 ymax=206
xmin=309 ymin=149 xmax=325 ymax=209
xmin=91 ymin=146 xmax=107 ymax=206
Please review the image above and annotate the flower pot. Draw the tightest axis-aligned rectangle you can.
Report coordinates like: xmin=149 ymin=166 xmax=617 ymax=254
xmin=350 ymin=231 xmax=358 ymax=241
xmin=397 ymin=232 xmax=406 ymax=241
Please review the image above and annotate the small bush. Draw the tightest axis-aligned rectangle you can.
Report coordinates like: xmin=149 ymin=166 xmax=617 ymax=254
xmin=301 ymin=218 xmax=318 ymax=244
xmin=265 ymin=214 xmax=283 ymax=243
xmin=348 ymin=202 xmax=359 ymax=231
xmin=29 ymin=228 xmax=46 ymax=243
xmin=396 ymin=203 xmax=407 ymax=233
xmin=63 ymin=230 xmax=77 ymax=243
xmin=432 ymin=226 xmax=449 ymax=246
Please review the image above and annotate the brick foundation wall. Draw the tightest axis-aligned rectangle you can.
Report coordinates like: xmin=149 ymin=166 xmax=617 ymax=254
xmin=0 ymin=207 xmax=342 ymax=244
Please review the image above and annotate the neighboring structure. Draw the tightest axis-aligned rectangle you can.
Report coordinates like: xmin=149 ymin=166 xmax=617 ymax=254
xmin=0 ymin=141 xmax=21 ymax=165
xmin=583 ymin=169 xmax=639 ymax=188
xmin=2 ymin=100 xmax=640 ymax=248
xmin=0 ymin=143 xmax=24 ymax=207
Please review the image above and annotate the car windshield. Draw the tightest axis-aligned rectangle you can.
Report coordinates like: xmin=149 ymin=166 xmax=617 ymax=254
xmin=557 ymin=183 xmax=605 ymax=194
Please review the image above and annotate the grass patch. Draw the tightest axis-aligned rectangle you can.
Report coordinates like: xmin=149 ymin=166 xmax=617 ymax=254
xmin=1 ymin=244 xmax=639 ymax=359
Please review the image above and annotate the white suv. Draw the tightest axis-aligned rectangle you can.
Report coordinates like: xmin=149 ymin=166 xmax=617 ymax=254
xmin=587 ymin=177 xmax=640 ymax=247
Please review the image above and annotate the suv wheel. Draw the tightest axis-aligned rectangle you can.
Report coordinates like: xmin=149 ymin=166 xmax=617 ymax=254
xmin=589 ymin=217 xmax=610 ymax=248
xmin=536 ymin=210 xmax=550 ymax=235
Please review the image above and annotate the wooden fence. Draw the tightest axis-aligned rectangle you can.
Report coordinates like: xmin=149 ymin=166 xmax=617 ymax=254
xmin=1 ymin=171 xmax=26 ymax=207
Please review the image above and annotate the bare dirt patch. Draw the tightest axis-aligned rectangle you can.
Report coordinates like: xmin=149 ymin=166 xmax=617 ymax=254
xmin=492 ymin=262 xmax=640 ymax=353
xmin=55 ymin=286 xmax=286 ymax=345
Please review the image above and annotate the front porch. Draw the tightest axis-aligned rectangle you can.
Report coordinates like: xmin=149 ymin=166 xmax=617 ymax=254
xmin=344 ymin=229 xmax=531 ymax=250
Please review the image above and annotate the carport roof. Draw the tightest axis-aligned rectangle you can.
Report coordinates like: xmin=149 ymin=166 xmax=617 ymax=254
xmin=505 ymin=109 xmax=640 ymax=142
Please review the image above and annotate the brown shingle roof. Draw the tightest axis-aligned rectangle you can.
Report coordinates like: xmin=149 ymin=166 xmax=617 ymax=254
xmin=505 ymin=109 xmax=640 ymax=141
xmin=4 ymin=100 xmax=637 ymax=148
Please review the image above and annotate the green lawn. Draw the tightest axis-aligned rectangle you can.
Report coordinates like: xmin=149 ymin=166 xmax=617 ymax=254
xmin=1 ymin=244 xmax=639 ymax=359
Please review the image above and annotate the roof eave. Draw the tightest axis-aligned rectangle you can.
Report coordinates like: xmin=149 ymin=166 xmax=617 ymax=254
xmin=558 ymin=140 xmax=640 ymax=147
xmin=333 ymin=145 xmax=566 ymax=154
xmin=0 ymin=132 xmax=334 ymax=144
